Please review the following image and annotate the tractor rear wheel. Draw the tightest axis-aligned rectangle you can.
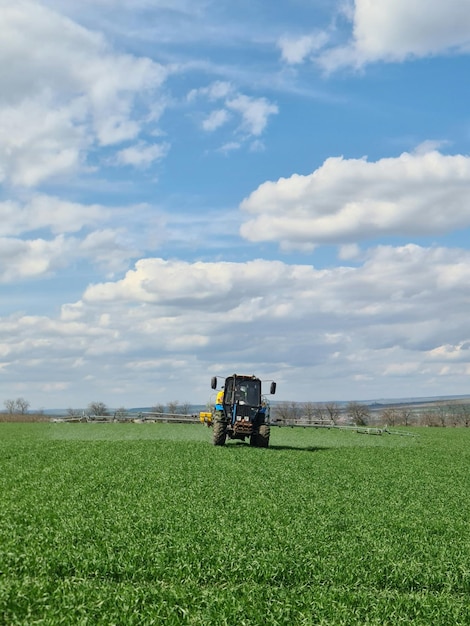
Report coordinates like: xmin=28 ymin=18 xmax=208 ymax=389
xmin=213 ymin=421 xmax=227 ymax=446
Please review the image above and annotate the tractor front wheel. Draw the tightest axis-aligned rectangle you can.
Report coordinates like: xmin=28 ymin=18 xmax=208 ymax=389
xmin=257 ymin=424 xmax=270 ymax=447
xmin=250 ymin=424 xmax=270 ymax=447
xmin=213 ymin=421 xmax=227 ymax=446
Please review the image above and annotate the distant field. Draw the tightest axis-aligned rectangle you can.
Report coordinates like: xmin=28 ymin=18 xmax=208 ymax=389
xmin=0 ymin=413 xmax=50 ymax=423
xmin=1 ymin=423 xmax=470 ymax=625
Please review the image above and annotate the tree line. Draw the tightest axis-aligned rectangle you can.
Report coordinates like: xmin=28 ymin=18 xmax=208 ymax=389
xmin=2 ymin=399 xmax=193 ymax=418
xmin=4 ymin=397 xmax=470 ymax=427
xmin=3 ymin=398 xmax=31 ymax=414
xmin=272 ymin=400 xmax=470 ymax=427
xmin=67 ymin=401 xmax=194 ymax=418
xmin=272 ymin=401 xmax=369 ymax=425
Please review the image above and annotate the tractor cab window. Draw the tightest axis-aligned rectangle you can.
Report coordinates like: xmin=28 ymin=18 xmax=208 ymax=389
xmin=224 ymin=378 xmax=261 ymax=406
xmin=246 ymin=381 xmax=261 ymax=406
xmin=235 ymin=379 xmax=260 ymax=406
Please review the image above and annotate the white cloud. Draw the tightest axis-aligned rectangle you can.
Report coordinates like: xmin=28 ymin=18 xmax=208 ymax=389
xmin=0 ymin=0 xmax=167 ymax=186
xmin=0 ymin=97 xmax=88 ymax=187
xmin=278 ymin=32 xmax=330 ymax=64
xmin=0 ymin=189 xmax=155 ymax=280
xmin=202 ymin=109 xmax=231 ymax=132
xmin=187 ymin=81 xmax=233 ymax=102
xmin=240 ymin=150 xmax=470 ymax=247
xmin=188 ymin=81 xmax=278 ymax=142
xmin=226 ymin=95 xmax=278 ymax=137
xmin=115 ymin=141 xmax=170 ymax=168
xmin=319 ymin=0 xmax=470 ymax=70
xmin=218 ymin=141 xmax=242 ymax=154
xmin=0 ymin=235 xmax=72 ymax=281
xmin=82 ymin=257 xmax=278 ymax=306
xmin=4 ymin=246 xmax=470 ymax=405
xmin=339 ymin=243 xmax=361 ymax=260
xmin=0 ymin=228 xmax=140 ymax=283
xmin=0 ymin=194 xmax=109 ymax=236
xmin=79 ymin=229 xmax=141 ymax=273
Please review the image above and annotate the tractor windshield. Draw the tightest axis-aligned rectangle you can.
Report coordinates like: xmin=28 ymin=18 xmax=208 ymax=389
xmin=225 ymin=377 xmax=261 ymax=407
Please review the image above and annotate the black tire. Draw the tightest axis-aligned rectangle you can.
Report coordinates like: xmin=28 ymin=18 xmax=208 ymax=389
xmin=257 ymin=424 xmax=270 ymax=447
xmin=213 ymin=421 xmax=227 ymax=446
xmin=250 ymin=424 xmax=270 ymax=448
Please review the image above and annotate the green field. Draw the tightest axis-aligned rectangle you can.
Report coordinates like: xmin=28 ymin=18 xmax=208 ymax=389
xmin=1 ymin=423 xmax=470 ymax=625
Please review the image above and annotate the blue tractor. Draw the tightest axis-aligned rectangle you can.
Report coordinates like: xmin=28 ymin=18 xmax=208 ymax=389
xmin=210 ymin=374 xmax=276 ymax=447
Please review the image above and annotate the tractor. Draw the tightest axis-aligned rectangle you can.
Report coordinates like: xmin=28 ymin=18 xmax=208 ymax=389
xmin=206 ymin=374 xmax=276 ymax=447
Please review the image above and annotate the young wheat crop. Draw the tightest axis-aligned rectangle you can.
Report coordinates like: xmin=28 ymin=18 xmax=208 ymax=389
xmin=1 ymin=423 xmax=469 ymax=624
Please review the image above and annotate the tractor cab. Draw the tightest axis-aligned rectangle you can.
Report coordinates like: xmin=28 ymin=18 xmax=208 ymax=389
xmin=224 ymin=376 xmax=261 ymax=408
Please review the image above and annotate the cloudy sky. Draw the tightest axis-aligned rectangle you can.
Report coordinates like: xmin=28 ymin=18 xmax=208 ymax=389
xmin=2 ymin=0 xmax=470 ymax=410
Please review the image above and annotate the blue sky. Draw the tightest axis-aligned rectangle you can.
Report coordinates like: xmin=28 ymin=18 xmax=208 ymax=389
xmin=2 ymin=0 xmax=470 ymax=409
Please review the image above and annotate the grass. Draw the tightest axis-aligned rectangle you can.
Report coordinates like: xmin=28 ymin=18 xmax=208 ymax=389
xmin=1 ymin=423 xmax=470 ymax=624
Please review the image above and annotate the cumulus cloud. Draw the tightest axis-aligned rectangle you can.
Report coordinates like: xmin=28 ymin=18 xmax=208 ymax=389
xmin=0 ymin=97 xmax=88 ymax=187
xmin=79 ymin=229 xmax=141 ymax=273
xmin=0 ymin=197 xmax=155 ymax=282
xmin=0 ymin=190 xmax=152 ymax=280
xmin=318 ymin=0 xmax=470 ymax=70
xmin=82 ymin=258 xmax=285 ymax=307
xmin=0 ymin=228 xmax=140 ymax=282
xmin=240 ymin=150 xmax=470 ymax=247
xmin=4 ymin=247 xmax=470 ymax=404
xmin=0 ymin=194 xmax=109 ymax=236
xmin=0 ymin=235 xmax=72 ymax=282
xmin=0 ymin=0 xmax=167 ymax=186
xmin=79 ymin=249 xmax=470 ymax=361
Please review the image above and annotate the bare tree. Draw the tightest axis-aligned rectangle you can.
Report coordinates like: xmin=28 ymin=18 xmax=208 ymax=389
xmin=67 ymin=408 xmax=81 ymax=417
xmin=271 ymin=401 xmax=303 ymax=423
xmin=398 ymin=406 xmax=413 ymax=426
xmin=442 ymin=401 xmax=470 ymax=428
xmin=325 ymin=402 xmax=341 ymax=424
xmin=380 ymin=407 xmax=399 ymax=426
xmin=457 ymin=403 xmax=470 ymax=427
xmin=289 ymin=401 xmax=302 ymax=422
xmin=272 ymin=402 xmax=293 ymax=424
xmin=347 ymin=401 xmax=370 ymax=426
xmin=4 ymin=399 xmax=16 ymax=414
xmin=87 ymin=401 xmax=109 ymax=416
xmin=151 ymin=403 xmax=165 ymax=415
xmin=435 ymin=404 xmax=449 ymax=427
xmin=310 ymin=403 xmax=326 ymax=423
xmin=446 ymin=401 xmax=461 ymax=427
xmin=180 ymin=402 xmax=192 ymax=416
xmin=302 ymin=402 xmax=317 ymax=424
xmin=15 ymin=398 xmax=30 ymax=414
xmin=167 ymin=401 xmax=179 ymax=415
xmin=420 ymin=409 xmax=439 ymax=427
xmin=114 ymin=407 xmax=128 ymax=420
